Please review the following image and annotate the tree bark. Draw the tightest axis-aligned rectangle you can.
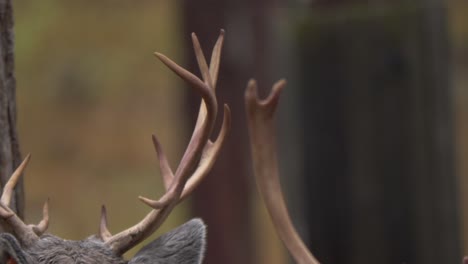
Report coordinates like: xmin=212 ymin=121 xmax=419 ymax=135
xmin=0 ymin=0 xmax=24 ymax=224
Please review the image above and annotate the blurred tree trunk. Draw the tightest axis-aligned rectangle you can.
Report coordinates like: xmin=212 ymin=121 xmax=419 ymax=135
xmin=182 ymin=1 xmax=273 ymax=264
xmin=295 ymin=1 xmax=459 ymax=264
xmin=0 ymin=0 xmax=24 ymax=224
xmin=181 ymin=3 xmax=253 ymax=264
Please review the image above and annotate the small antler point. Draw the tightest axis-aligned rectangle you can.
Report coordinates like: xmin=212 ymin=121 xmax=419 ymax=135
xmin=153 ymin=52 xmax=164 ymax=58
xmin=139 ymin=196 xmax=165 ymax=209
xmin=245 ymin=79 xmax=258 ymax=98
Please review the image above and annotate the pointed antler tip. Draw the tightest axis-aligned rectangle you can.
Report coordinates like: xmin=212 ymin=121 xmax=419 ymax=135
xmin=222 ymin=104 xmax=232 ymax=125
xmin=222 ymin=104 xmax=232 ymax=131
xmin=42 ymin=199 xmax=50 ymax=221
xmin=99 ymin=204 xmax=112 ymax=241
xmin=43 ymin=199 xmax=49 ymax=215
xmin=22 ymin=153 xmax=32 ymax=167
xmin=272 ymin=79 xmax=287 ymax=94
xmin=247 ymin=79 xmax=258 ymax=89
xmin=151 ymin=134 xmax=164 ymax=152
xmin=276 ymin=78 xmax=287 ymax=86
xmin=153 ymin=52 xmax=164 ymax=59
xmin=138 ymin=196 xmax=165 ymax=209
xmin=100 ymin=205 xmax=109 ymax=228
xmin=245 ymin=79 xmax=258 ymax=100
xmin=223 ymin=104 xmax=231 ymax=113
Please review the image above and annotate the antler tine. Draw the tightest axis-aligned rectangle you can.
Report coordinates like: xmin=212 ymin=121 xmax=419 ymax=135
xmin=143 ymin=48 xmax=217 ymax=209
xmin=140 ymin=30 xmax=220 ymax=210
xmin=0 ymin=154 xmax=42 ymax=247
xmin=31 ymin=198 xmax=49 ymax=236
xmin=191 ymin=33 xmax=213 ymax=89
xmin=2 ymin=153 xmax=31 ymax=207
xmin=103 ymin=30 xmax=227 ymax=255
xmin=245 ymin=79 xmax=320 ymax=264
xmin=181 ymin=104 xmax=231 ymax=200
xmin=154 ymin=52 xmax=212 ymax=103
xmin=140 ymin=105 xmax=230 ymax=205
xmin=176 ymin=30 xmax=228 ymax=200
xmin=151 ymin=135 xmax=174 ymax=190
xmin=99 ymin=205 xmax=112 ymax=241
xmin=175 ymin=30 xmax=227 ymax=201
xmin=209 ymin=29 xmax=225 ymax=89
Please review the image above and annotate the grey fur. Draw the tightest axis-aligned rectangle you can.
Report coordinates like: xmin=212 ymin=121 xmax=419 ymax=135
xmin=0 ymin=218 xmax=206 ymax=264
xmin=0 ymin=233 xmax=30 ymax=263
xmin=129 ymin=219 xmax=206 ymax=264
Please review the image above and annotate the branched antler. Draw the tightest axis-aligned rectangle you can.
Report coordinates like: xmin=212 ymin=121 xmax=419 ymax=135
xmin=245 ymin=79 xmax=320 ymax=264
xmin=100 ymin=30 xmax=231 ymax=256
xmin=0 ymin=154 xmax=49 ymax=247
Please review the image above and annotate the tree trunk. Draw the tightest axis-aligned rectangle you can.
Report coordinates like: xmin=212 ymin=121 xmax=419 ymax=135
xmin=294 ymin=1 xmax=459 ymax=263
xmin=182 ymin=1 xmax=275 ymax=264
xmin=0 ymin=0 xmax=24 ymax=224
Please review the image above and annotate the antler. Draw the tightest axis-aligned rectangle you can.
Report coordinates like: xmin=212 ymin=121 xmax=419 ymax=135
xmin=245 ymin=79 xmax=320 ymax=264
xmin=0 ymin=154 xmax=49 ymax=247
xmin=101 ymin=30 xmax=231 ymax=255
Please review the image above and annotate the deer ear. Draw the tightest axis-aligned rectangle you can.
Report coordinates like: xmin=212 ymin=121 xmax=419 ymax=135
xmin=129 ymin=218 xmax=207 ymax=264
xmin=0 ymin=233 xmax=30 ymax=264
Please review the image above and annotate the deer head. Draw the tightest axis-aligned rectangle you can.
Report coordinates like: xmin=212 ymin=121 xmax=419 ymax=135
xmin=0 ymin=30 xmax=230 ymax=264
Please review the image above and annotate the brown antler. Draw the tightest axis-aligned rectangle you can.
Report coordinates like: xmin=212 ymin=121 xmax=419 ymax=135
xmin=0 ymin=154 xmax=49 ymax=247
xmin=245 ymin=79 xmax=320 ymax=264
xmin=101 ymin=30 xmax=230 ymax=255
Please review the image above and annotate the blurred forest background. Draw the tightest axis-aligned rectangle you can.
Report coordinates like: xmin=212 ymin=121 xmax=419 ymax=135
xmin=5 ymin=0 xmax=468 ymax=264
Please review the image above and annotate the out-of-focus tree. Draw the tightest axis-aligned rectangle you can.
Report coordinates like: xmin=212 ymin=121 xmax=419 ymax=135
xmin=293 ymin=0 xmax=459 ymax=263
xmin=182 ymin=1 xmax=280 ymax=264
xmin=0 ymin=0 xmax=24 ymax=225
xmin=181 ymin=2 xmax=253 ymax=264
xmin=0 ymin=0 xmax=24 ymax=263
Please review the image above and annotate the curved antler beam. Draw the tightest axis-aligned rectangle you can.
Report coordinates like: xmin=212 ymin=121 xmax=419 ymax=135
xmin=103 ymin=30 xmax=229 ymax=256
xmin=245 ymin=79 xmax=321 ymax=264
